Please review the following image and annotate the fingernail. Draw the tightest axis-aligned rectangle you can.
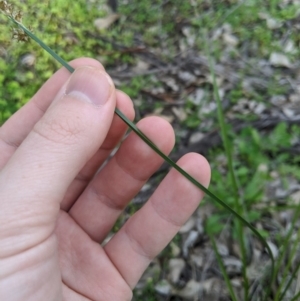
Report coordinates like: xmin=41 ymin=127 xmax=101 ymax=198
xmin=65 ymin=66 xmax=113 ymax=106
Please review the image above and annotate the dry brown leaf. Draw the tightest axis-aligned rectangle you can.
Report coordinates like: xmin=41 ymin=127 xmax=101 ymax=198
xmin=94 ymin=13 xmax=119 ymax=30
xmin=174 ymin=280 xmax=203 ymax=299
xmin=270 ymin=52 xmax=292 ymax=68
xmin=168 ymin=258 xmax=185 ymax=284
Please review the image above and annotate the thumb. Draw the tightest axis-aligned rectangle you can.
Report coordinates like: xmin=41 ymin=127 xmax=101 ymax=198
xmin=0 ymin=66 xmax=116 ymax=257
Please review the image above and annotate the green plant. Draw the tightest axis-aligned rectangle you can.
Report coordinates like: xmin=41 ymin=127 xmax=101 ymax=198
xmin=2 ymin=0 xmax=300 ymax=300
xmin=209 ymin=231 xmax=238 ymax=301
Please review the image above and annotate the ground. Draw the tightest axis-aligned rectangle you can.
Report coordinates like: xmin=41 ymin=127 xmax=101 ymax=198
xmin=1 ymin=0 xmax=300 ymax=300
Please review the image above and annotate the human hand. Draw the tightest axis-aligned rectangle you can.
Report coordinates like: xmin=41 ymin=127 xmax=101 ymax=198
xmin=0 ymin=58 xmax=210 ymax=301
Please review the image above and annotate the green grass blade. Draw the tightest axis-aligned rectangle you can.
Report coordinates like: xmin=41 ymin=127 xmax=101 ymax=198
xmin=204 ymin=30 xmax=249 ymax=299
xmin=273 ymin=206 xmax=300 ymax=286
xmin=276 ymin=227 xmax=300 ymax=301
xmin=290 ymin=289 xmax=300 ymax=301
xmin=279 ymin=261 xmax=300 ymax=301
xmin=209 ymin=232 xmax=238 ymax=301
xmin=7 ymin=17 xmax=275 ymax=295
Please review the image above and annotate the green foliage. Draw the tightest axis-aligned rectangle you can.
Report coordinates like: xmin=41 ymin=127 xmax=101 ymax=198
xmin=224 ymin=0 xmax=300 ymax=56
xmin=208 ymin=121 xmax=299 ymax=222
xmin=121 ymin=76 xmax=150 ymax=99
xmin=0 ymin=0 xmax=109 ymax=123
xmin=267 ymin=122 xmax=290 ymax=149
xmin=133 ymin=279 xmax=158 ymax=301
xmin=205 ymin=213 xmax=226 ymax=235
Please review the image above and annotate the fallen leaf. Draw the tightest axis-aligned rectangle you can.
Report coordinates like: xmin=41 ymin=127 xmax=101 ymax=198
xmin=269 ymin=52 xmax=292 ymax=68
xmin=271 ymin=95 xmax=286 ymax=106
xmin=266 ymin=18 xmax=282 ymax=29
xmin=266 ymin=240 xmax=279 ymax=259
xmin=282 ymin=107 xmax=295 ymax=118
xmin=132 ymin=59 xmax=150 ymax=73
xmin=289 ymin=94 xmax=300 ymax=103
xmin=189 ymin=132 xmax=205 ymax=144
xmin=155 ymin=279 xmax=172 ymax=296
xmin=284 ymin=39 xmax=296 ymax=54
xmin=172 ymin=107 xmax=187 ymax=122
xmin=291 ymin=191 xmax=300 ymax=205
xmin=223 ymin=257 xmax=242 ymax=275
xmin=223 ymin=33 xmax=239 ymax=47
xmin=20 ymin=53 xmax=36 ymax=67
xmin=94 ymin=13 xmax=119 ymax=30
xmin=216 ymin=243 xmax=229 ymax=257
xmin=182 ymin=230 xmax=199 ymax=257
xmin=179 ymin=217 xmax=196 ymax=233
xmin=178 ymin=71 xmax=197 ymax=85
xmin=174 ymin=280 xmax=203 ymax=299
xmin=168 ymin=258 xmax=185 ymax=284
xmin=191 ymin=88 xmax=205 ymax=105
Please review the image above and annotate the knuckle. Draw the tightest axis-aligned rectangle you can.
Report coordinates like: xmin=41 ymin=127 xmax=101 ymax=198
xmin=114 ymin=284 xmax=133 ymax=301
xmin=100 ymin=278 xmax=133 ymax=301
xmin=33 ymin=113 xmax=85 ymax=146
xmin=124 ymin=224 xmax=153 ymax=261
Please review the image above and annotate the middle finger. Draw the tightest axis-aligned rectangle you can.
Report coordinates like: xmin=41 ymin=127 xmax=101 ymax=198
xmin=69 ymin=116 xmax=175 ymax=242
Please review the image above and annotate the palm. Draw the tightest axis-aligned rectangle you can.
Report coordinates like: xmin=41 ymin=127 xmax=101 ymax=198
xmin=56 ymin=212 xmax=132 ymax=301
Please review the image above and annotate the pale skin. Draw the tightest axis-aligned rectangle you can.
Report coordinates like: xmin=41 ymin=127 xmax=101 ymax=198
xmin=0 ymin=58 xmax=211 ymax=301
